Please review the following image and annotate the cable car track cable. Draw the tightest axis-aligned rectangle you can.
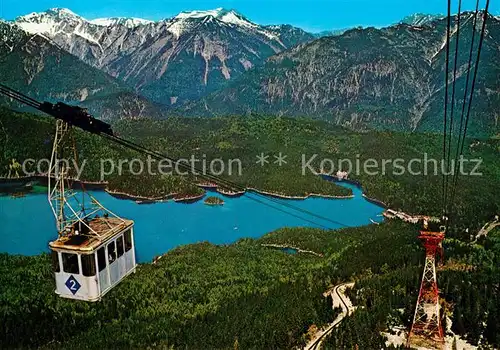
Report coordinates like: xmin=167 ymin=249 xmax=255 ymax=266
xmin=0 ymin=83 xmax=350 ymax=229
xmin=447 ymin=1 xmax=480 ymax=223
xmin=442 ymin=0 xmax=452 ymax=217
xmin=445 ymin=0 xmax=462 ymax=217
xmin=102 ymin=133 xmax=350 ymax=229
xmin=447 ymin=1 xmax=490 ymax=231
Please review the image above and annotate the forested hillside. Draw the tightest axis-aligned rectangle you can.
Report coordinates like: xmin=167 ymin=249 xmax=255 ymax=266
xmin=1 ymin=107 xmax=499 ymax=348
xmin=0 ymin=22 xmax=165 ymax=121
xmin=1 ymin=109 xmax=498 ymax=234
xmin=1 ymin=222 xmax=499 ymax=348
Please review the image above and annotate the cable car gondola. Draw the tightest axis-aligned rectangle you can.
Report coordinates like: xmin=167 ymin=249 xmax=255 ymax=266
xmin=47 ymin=119 xmax=137 ymax=301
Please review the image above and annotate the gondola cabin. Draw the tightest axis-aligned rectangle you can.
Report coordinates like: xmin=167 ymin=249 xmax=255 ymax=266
xmin=49 ymin=217 xmax=136 ymax=302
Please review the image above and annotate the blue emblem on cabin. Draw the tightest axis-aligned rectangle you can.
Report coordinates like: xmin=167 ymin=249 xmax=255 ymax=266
xmin=65 ymin=275 xmax=81 ymax=295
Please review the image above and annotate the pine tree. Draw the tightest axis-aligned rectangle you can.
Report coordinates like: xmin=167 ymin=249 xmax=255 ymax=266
xmin=452 ymin=306 xmax=466 ymax=336
xmin=485 ymin=306 xmax=499 ymax=347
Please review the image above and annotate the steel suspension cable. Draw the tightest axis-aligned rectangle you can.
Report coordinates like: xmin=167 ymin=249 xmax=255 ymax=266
xmin=448 ymin=0 xmax=481 ymax=211
xmin=442 ymin=0 xmax=452 ymax=218
xmin=0 ymin=82 xmax=352 ymax=229
xmin=103 ymin=133 xmax=350 ymax=229
xmin=445 ymin=0 xmax=462 ymax=217
xmin=447 ymin=2 xmax=490 ymax=230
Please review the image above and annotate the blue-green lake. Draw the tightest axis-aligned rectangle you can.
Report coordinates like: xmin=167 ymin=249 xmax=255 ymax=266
xmin=0 ymin=181 xmax=384 ymax=262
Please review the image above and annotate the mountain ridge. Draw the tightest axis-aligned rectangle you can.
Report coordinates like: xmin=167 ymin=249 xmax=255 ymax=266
xmin=180 ymin=12 xmax=499 ymax=136
xmin=0 ymin=21 xmax=165 ymax=120
xmin=1 ymin=9 xmax=498 ymax=135
xmin=89 ymin=17 xmax=153 ymax=28
xmin=9 ymin=7 xmax=315 ymax=105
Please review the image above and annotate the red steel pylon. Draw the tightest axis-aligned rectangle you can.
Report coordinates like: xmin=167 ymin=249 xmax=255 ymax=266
xmin=407 ymin=231 xmax=445 ymax=349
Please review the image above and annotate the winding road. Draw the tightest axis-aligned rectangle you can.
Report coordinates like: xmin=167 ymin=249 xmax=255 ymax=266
xmin=473 ymin=218 xmax=499 ymax=243
xmin=305 ymin=282 xmax=355 ymax=350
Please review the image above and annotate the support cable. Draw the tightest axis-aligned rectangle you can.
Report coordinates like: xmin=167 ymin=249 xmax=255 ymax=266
xmin=0 ymin=83 xmax=351 ymax=230
xmin=447 ymin=2 xmax=490 ymax=231
xmin=442 ymin=0 xmax=452 ymax=218
xmin=103 ymin=134 xmax=350 ymax=229
xmin=445 ymin=0 xmax=462 ymax=217
xmin=448 ymin=0 xmax=481 ymax=214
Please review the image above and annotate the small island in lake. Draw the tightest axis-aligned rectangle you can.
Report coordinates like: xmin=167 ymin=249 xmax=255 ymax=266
xmin=204 ymin=196 xmax=224 ymax=206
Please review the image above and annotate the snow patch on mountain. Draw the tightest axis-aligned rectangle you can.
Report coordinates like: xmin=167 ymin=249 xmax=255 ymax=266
xmin=15 ymin=8 xmax=150 ymax=34
xmin=15 ymin=20 xmax=56 ymax=35
xmin=171 ymin=8 xmax=270 ymax=33
xmin=11 ymin=7 xmax=285 ymax=41
xmin=161 ymin=8 xmax=279 ymax=39
xmin=15 ymin=8 xmax=83 ymax=35
xmin=175 ymin=8 xmax=225 ymax=20
xmin=90 ymin=17 xmax=153 ymax=28
xmin=399 ymin=13 xmax=443 ymax=26
xmin=220 ymin=11 xmax=255 ymax=28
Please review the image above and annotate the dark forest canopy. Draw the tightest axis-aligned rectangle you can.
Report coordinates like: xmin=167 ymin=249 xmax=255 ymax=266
xmin=1 ymin=108 xmax=498 ymax=233
xmin=1 ymin=224 xmax=500 ymax=348
xmin=0 ymin=108 xmax=499 ymax=348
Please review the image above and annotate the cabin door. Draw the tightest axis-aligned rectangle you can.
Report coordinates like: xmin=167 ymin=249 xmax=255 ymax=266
xmin=107 ymin=240 xmax=120 ymax=286
xmin=97 ymin=246 xmax=110 ymax=293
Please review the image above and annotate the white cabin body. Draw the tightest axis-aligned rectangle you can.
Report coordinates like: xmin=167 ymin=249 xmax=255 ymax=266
xmin=49 ymin=217 xmax=136 ymax=302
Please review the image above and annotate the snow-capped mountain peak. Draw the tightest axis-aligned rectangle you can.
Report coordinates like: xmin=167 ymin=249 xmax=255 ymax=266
xmin=173 ymin=8 xmax=256 ymax=28
xmin=14 ymin=8 xmax=85 ymax=35
xmin=17 ymin=8 xmax=82 ymax=22
xmin=219 ymin=10 xmax=257 ymax=28
xmin=4 ymin=7 xmax=313 ymax=106
xmin=164 ymin=8 xmax=271 ymax=39
xmin=15 ymin=8 xmax=151 ymax=33
xmin=174 ymin=8 xmax=226 ymax=20
xmin=90 ymin=17 xmax=153 ymax=28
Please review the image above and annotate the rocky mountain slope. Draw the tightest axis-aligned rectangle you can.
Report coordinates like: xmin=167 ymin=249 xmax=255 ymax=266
xmin=0 ymin=21 xmax=164 ymax=120
xmin=399 ymin=13 xmax=443 ymax=26
xmin=182 ymin=13 xmax=500 ymax=136
xmin=11 ymin=8 xmax=314 ymax=106
xmin=2 ymin=9 xmax=498 ymax=134
xmin=0 ymin=21 xmax=122 ymax=102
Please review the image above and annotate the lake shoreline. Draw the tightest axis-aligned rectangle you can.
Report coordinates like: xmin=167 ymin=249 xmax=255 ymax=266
xmin=104 ymin=187 xmax=354 ymax=203
xmin=318 ymin=174 xmax=389 ymax=209
xmin=1 ymin=177 xmax=386 ymax=263
xmin=104 ymin=189 xmax=177 ymax=203
xmin=261 ymin=243 xmax=324 ymax=257
xmin=174 ymin=193 xmax=206 ymax=203
xmin=247 ymin=188 xmax=354 ymax=200
xmin=0 ymin=174 xmax=378 ymax=204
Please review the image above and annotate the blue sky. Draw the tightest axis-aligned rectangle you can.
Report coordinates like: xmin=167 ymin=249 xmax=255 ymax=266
xmin=0 ymin=0 xmax=497 ymax=32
